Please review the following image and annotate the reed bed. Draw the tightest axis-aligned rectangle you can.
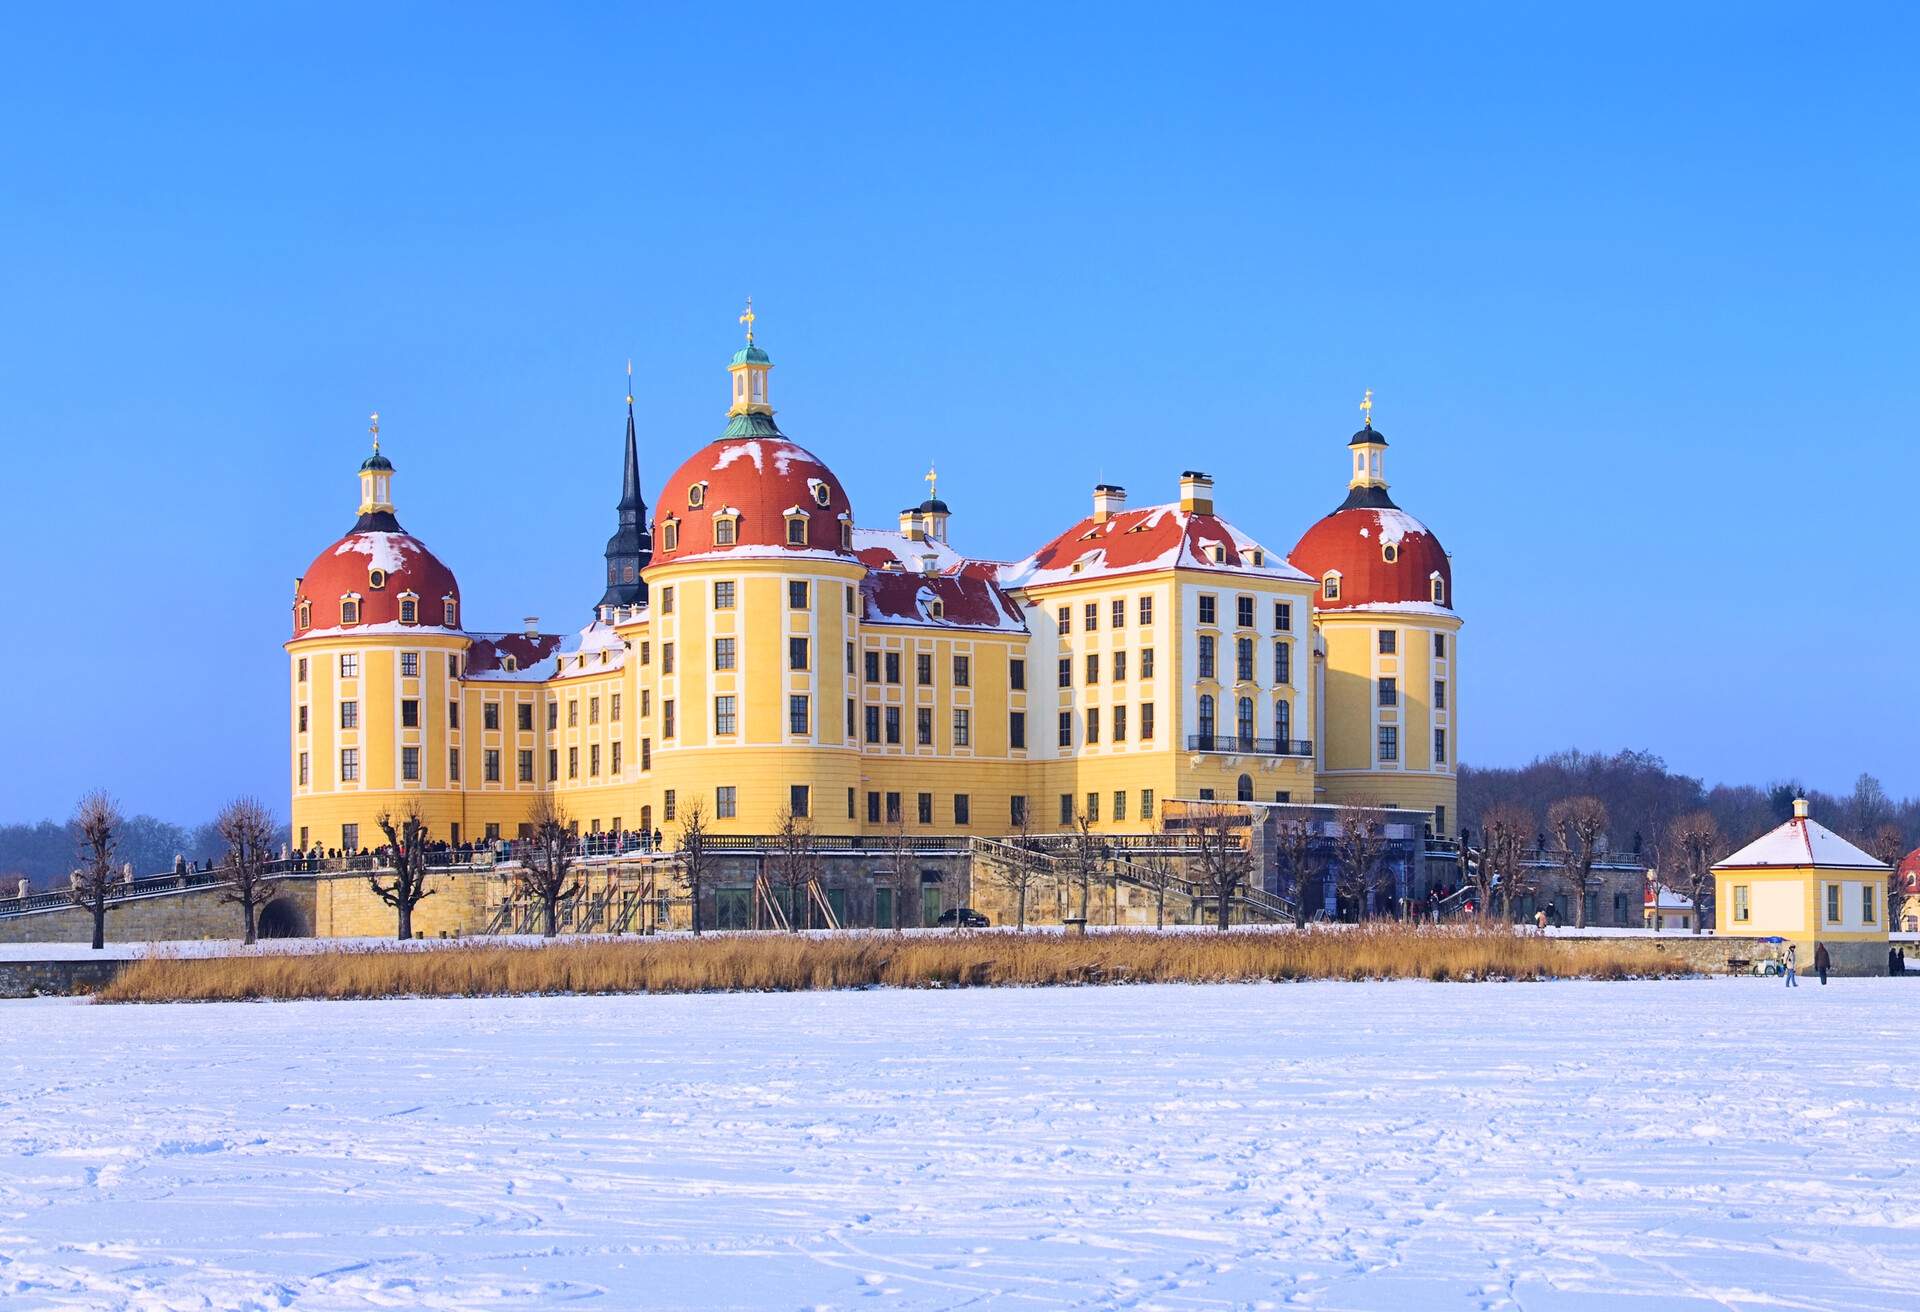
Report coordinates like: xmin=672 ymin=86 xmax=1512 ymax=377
xmin=94 ymin=925 xmax=1687 ymax=1003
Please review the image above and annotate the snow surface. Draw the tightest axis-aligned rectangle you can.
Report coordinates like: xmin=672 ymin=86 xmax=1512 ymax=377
xmin=3 ymin=980 xmax=1917 ymax=1310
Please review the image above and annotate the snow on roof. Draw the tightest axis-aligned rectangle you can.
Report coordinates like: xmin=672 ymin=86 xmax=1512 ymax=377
xmin=464 ymin=622 xmax=624 ymax=683
xmin=861 ymin=563 xmax=1027 ymax=633
xmin=997 ymin=503 xmax=1308 ymax=592
xmin=1714 ymin=815 xmax=1889 ymax=871
xmin=332 ymin=532 xmax=419 ymax=575
xmin=851 ymin=527 xmax=965 ymax=574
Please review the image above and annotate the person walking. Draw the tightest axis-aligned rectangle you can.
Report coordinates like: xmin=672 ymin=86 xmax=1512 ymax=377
xmin=1783 ymin=941 xmax=1798 ymax=987
xmin=1893 ymin=946 xmax=1903 ymax=977
xmin=1535 ymin=908 xmax=1548 ymax=933
xmin=1814 ymin=940 xmax=1831 ymax=985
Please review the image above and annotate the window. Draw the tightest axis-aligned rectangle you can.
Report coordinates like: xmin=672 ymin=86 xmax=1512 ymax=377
xmin=1010 ymin=658 xmax=1025 ymax=690
xmin=444 ymin=598 xmax=458 ymax=627
xmin=713 ymin=580 xmax=735 ymax=609
xmin=342 ymin=822 xmax=359 ymax=852
xmin=1235 ymin=637 xmax=1255 ymax=682
xmin=1113 ymin=790 xmax=1127 ymax=821
xmin=1378 ymin=725 xmax=1399 ymax=762
xmin=701 ymin=636 xmax=731 ymax=671
xmin=790 ymin=784 xmax=810 ymax=818
xmin=916 ymin=652 xmax=933 ymax=685
xmin=1434 ymin=679 xmax=1447 ymax=710
xmin=484 ymin=702 xmax=499 ymax=731
xmin=785 ymin=515 xmax=808 ymax=545
xmin=340 ymin=597 xmax=360 ymax=625
xmin=886 ymin=792 xmax=902 ymax=823
xmin=1434 ymin=728 xmax=1447 ymax=764
xmin=1434 ymin=632 xmax=1448 ymax=659
xmin=788 ymin=580 xmax=809 ymax=608
xmin=1139 ymin=595 xmax=1153 ymax=625
xmin=1084 ymin=601 xmax=1099 ymax=631
xmin=954 ymin=794 xmax=970 ymax=825
xmin=1057 ymin=605 xmax=1071 ymax=633
xmin=1112 ymin=650 xmax=1126 ymax=681
xmin=640 ymin=739 xmax=651 ymax=771
xmin=590 ymin=744 xmax=601 ymax=777
xmin=339 ymin=654 xmax=359 ymax=678
xmin=1112 ymin=599 xmax=1126 ymax=629
xmin=1826 ymin=883 xmax=1841 ymax=923
xmin=399 ymin=597 xmax=417 ymax=624
xmin=1141 ymin=788 xmax=1154 ymax=819
xmin=611 ymin=693 xmax=622 ymax=722
xmin=367 ymin=569 xmax=386 ymax=591
xmin=953 ymin=655 xmax=970 ymax=687
xmin=1379 ymin=629 xmax=1397 ymax=655
xmin=1432 ymin=575 xmax=1447 ymax=605
xmin=401 ymin=699 xmax=419 ymax=728
xmin=1112 ymin=705 xmax=1127 ymax=741
xmin=1085 ymin=708 xmax=1100 ymax=744
xmin=918 ymin=793 xmax=933 ymax=824
xmin=1085 ymin=792 xmax=1099 ymax=822
xmin=1863 ymin=884 xmax=1877 ymax=924
xmin=953 ymin=708 xmax=971 ymax=746
xmin=1010 ymin=795 xmax=1028 ymax=827
xmin=1198 ymin=635 xmax=1215 ymax=679
xmin=660 ymin=585 xmax=674 ymax=613
xmin=394 ymin=651 xmax=418 ymax=679
xmin=916 ymin=707 xmax=933 ymax=746
xmin=1323 ymin=573 xmax=1341 ymax=601
xmin=395 ymin=745 xmax=418 ymax=782
xmin=1274 ymin=601 xmax=1292 ymax=632
xmin=297 ymin=601 xmax=312 ymax=629
xmin=485 ymin=749 xmax=502 ymax=782
xmin=518 ymin=749 xmax=533 ymax=782
xmin=1378 ymin=677 xmax=1398 ymax=707
xmin=546 ymin=701 xmax=558 ymax=731
xmin=867 ymin=791 xmax=881 ymax=823
xmin=885 ymin=652 xmax=901 ymax=684
xmin=884 ymin=706 xmax=901 ymax=744
xmin=663 ymin=642 xmax=676 ymax=674
xmin=664 ymin=789 xmax=676 ymax=821
xmin=1058 ymin=657 xmax=1072 ymax=688
xmin=1141 ymin=702 xmax=1155 ymax=739
xmin=1236 ymin=595 xmax=1255 ymax=628
xmin=1060 ymin=794 xmax=1074 ymax=825
xmin=568 ymin=699 xmax=580 ymax=727
xmin=340 ymin=700 xmax=359 ymax=730
xmin=714 ymin=696 xmax=737 ymax=735
xmin=789 ymin=694 xmax=809 ymax=734
xmin=688 ymin=482 xmax=706 ymax=508
xmin=1198 ymin=694 xmax=1215 ymax=741
xmin=1085 ymin=653 xmax=1099 ymax=683
xmin=1273 ymin=640 xmax=1291 ymax=684
xmin=1275 ymin=699 xmax=1291 ymax=743
xmin=717 ymin=786 xmax=737 ymax=818
xmin=567 ymin=747 xmax=578 ymax=779
xmin=864 ymin=705 xmax=881 ymax=743
xmin=1198 ymin=594 xmax=1216 ymax=625
xmin=298 ymin=705 xmax=308 ymax=733
xmin=1009 ymin=710 xmax=1026 ymax=749
xmin=1382 ymin=542 xmax=1398 ymax=564
xmin=1733 ymin=885 xmax=1750 ymax=922
xmin=450 ymin=701 xmax=459 ymax=729
xmin=546 ymin=747 xmax=557 ymax=779
xmin=1236 ymin=696 xmax=1255 ymax=745
xmin=516 ymin=703 xmax=532 ymax=731
xmin=297 ymin=657 xmax=308 ymax=682
xmin=297 ymin=751 xmax=309 ymax=785
xmin=639 ymin=642 xmax=651 ymax=667
xmin=864 ymin=650 xmax=880 ymax=682
xmin=663 ymin=699 xmax=676 ymax=737
xmin=713 ymin=516 xmax=737 ymax=546
xmin=1058 ymin=711 xmax=1072 ymax=747
xmin=1141 ymin=647 xmax=1154 ymax=678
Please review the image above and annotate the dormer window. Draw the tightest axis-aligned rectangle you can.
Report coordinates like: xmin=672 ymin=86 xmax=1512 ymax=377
xmin=1430 ymin=573 xmax=1446 ymax=605
xmin=443 ymin=597 xmax=458 ymax=627
xmin=502 ymin=655 xmax=518 ymax=672
xmin=688 ymin=482 xmax=707 ymax=509
xmin=1322 ymin=572 xmax=1342 ymax=602
xmin=1249 ymin=550 xmax=1265 ymax=568
xmin=840 ymin=518 xmax=853 ymax=550
xmin=661 ymin=518 xmax=679 ymax=552
xmin=297 ymin=601 xmax=312 ymax=629
xmin=713 ymin=513 xmax=738 ymax=546
xmin=929 ymin=598 xmax=945 ymax=619
xmin=1382 ymin=543 xmax=1399 ymax=564
xmin=811 ymin=480 xmax=832 ymax=507
xmin=1205 ymin=544 xmax=1226 ymax=564
xmin=399 ymin=593 xmax=418 ymax=625
xmin=368 ymin=568 xmax=387 ymax=590
xmin=340 ymin=595 xmax=361 ymax=625
xmin=785 ymin=511 xmax=809 ymax=546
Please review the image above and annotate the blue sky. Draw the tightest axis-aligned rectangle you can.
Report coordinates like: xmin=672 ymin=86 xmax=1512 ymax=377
xmin=2 ymin=3 xmax=1915 ymax=822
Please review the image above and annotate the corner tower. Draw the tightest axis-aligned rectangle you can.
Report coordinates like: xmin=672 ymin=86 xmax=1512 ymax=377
xmin=599 ymin=363 xmax=653 ymax=615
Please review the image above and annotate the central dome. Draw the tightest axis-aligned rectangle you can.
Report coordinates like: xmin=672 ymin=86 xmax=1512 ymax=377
xmin=652 ymin=435 xmax=855 ymax=562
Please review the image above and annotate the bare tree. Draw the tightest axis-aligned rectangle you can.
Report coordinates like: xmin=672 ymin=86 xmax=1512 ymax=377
xmin=215 ymin=796 xmax=278 ymax=944
xmin=769 ymin=806 xmax=823 ymax=929
xmin=880 ymin=812 xmax=917 ymax=930
xmin=517 ymin=793 xmax=581 ymax=937
xmin=1547 ymin=795 xmax=1610 ymax=928
xmin=1866 ymin=824 xmax=1913 ymax=933
xmin=1332 ymin=803 xmax=1389 ymax=920
xmin=1067 ymin=806 xmax=1102 ymax=928
xmin=1273 ymin=816 xmax=1317 ymax=928
xmin=1188 ymin=803 xmax=1252 ymax=931
xmin=1658 ymin=811 xmax=1722 ymax=935
xmin=676 ymin=800 xmax=713 ymax=935
xmin=1134 ymin=817 xmax=1186 ymax=930
xmin=991 ymin=804 xmax=1047 ymax=930
xmin=372 ymin=807 xmax=436 ymax=940
xmin=1479 ymin=802 xmax=1532 ymax=923
xmin=69 ymin=791 xmax=122 ymax=951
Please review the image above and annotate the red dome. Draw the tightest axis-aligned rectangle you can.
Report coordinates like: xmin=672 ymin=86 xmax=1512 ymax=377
xmin=1289 ymin=505 xmax=1452 ymax=612
xmin=293 ymin=527 xmax=461 ymax=636
xmin=652 ymin=435 xmax=854 ymax=563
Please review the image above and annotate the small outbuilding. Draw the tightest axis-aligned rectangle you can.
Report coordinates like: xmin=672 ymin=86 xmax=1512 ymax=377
xmin=1713 ymin=798 xmax=1889 ymax=976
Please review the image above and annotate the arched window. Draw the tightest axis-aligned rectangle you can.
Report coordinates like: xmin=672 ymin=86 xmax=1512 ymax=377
xmin=1197 ymin=694 xmax=1215 ymax=746
xmin=1431 ymin=573 xmax=1446 ymax=604
xmin=340 ymin=596 xmax=360 ymax=625
xmin=840 ymin=519 xmax=853 ymax=550
xmin=399 ymin=594 xmax=418 ymax=625
xmin=443 ymin=597 xmax=458 ymax=627
xmin=1275 ymin=698 xmax=1291 ymax=745
xmin=297 ymin=601 xmax=311 ymax=629
xmin=785 ymin=514 xmax=808 ymax=546
xmin=713 ymin=515 xmax=737 ymax=546
xmin=1323 ymin=572 xmax=1341 ymax=601
xmin=1236 ymin=773 xmax=1253 ymax=801
xmin=661 ymin=519 xmax=679 ymax=552
xmin=1236 ymin=696 xmax=1255 ymax=748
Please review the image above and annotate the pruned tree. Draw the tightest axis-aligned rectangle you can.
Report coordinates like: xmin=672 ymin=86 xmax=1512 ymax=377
xmin=372 ymin=807 xmax=436 ymax=940
xmin=676 ymin=799 xmax=713 ymax=935
xmin=992 ymin=804 xmax=1047 ymax=930
xmin=69 ymin=790 xmax=121 ymax=951
xmin=1188 ymin=803 xmax=1252 ymax=931
xmin=214 ymin=796 xmax=278 ymax=944
xmin=769 ymin=806 xmax=822 ymax=929
xmin=1479 ymin=802 xmax=1533 ymax=922
xmin=1333 ymin=803 xmax=1389 ymax=920
xmin=1067 ymin=805 xmax=1102 ymax=928
xmin=1547 ymin=795 xmax=1610 ymax=928
xmin=1658 ymin=810 xmax=1722 ymax=934
xmin=880 ymin=812 xmax=917 ymax=930
xmin=517 ymin=793 xmax=581 ymax=937
xmin=1273 ymin=816 xmax=1317 ymax=927
xmin=1133 ymin=817 xmax=1185 ymax=930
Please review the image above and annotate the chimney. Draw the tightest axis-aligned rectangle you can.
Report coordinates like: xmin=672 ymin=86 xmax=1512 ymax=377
xmin=523 ymin=616 xmax=540 ymax=638
xmin=1179 ymin=470 xmax=1214 ymax=514
xmin=898 ymin=508 xmax=925 ymax=542
xmin=1792 ymin=797 xmax=1809 ymax=819
xmin=1092 ymin=484 xmax=1127 ymax=522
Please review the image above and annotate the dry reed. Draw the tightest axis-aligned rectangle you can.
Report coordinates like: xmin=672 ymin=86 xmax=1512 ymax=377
xmin=95 ymin=925 xmax=1687 ymax=1003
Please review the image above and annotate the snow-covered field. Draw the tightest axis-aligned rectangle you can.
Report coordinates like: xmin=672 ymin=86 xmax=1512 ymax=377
xmin=2 ymin=981 xmax=1916 ymax=1310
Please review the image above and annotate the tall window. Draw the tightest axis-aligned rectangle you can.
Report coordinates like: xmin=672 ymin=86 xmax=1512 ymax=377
xmin=1057 ymin=605 xmax=1071 ymax=634
xmin=714 ymin=696 xmax=737 ymax=735
xmin=1138 ymin=595 xmax=1153 ymax=624
xmin=1010 ymin=710 xmax=1026 ymax=749
xmin=1275 ymin=699 xmax=1291 ymax=743
xmin=1434 ymin=632 xmax=1448 ymax=658
xmin=1434 ymin=679 xmax=1447 ymax=710
xmin=712 ymin=580 xmax=736 ymax=607
xmin=953 ymin=655 xmax=970 ymax=687
xmin=1085 ymin=708 xmax=1099 ymax=744
xmin=401 ymin=699 xmax=419 ymax=728
xmin=1273 ymin=640 xmax=1291 ymax=684
xmin=1197 ymin=635 xmax=1215 ymax=679
xmin=917 ymin=793 xmax=933 ymax=824
xmin=662 ymin=642 xmax=675 ymax=674
xmin=1378 ymin=629 xmax=1397 ymax=655
xmin=954 ymin=794 xmax=970 ymax=825
xmin=717 ymin=786 xmax=737 ymax=819
xmin=1235 ymin=637 xmax=1254 ymax=682
xmin=713 ymin=517 xmax=737 ymax=546
xmin=339 ymin=654 xmax=359 ymax=678
xmin=1141 ymin=647 xmax=1154 ymax=678
xmin=1085 ymin=601 xmax=1099 ymax=631
xmin=1378 ymin=677 xmax=1398 ymax=707
xmin=568 ymin=699 xmax=579 ymax=727
xmin=788 ymin=581 xmax=809 ymax=608
xmin=789 ymin=694 xmax=809 ymax=734
xmin=1197 ymin=694 xmax=1215 ymax=742
xmin=1141 ymin=702 xmax=1155 ymax=739
xmin=864 ymin=705 xmax=881 ymax=743
xmin=1236 ymin=596 xmax=1255 ymax=628
xmin=916 ymin=707 xmax=933 ymax=746
xmin=1198 ymin=595 xmax=1216 ymax=625
xmin=1085 ymin=653 xmax=1099 ymax=683
xmin=400 ymin=652 xmax=419 ymax=678
xmin=1010 ymin=658 xmax=1025 ymax=690
xmin=518 ymin=749 xmax=533 ymax=782
xmin=1733 ymin=885 xmax=1750 ymax=922
xmin=1378 ymin=725 xmax=1399 ymax=762
xmin=484 ymin=702 xmax=499 ymax=730
xmin=589 ymin=696 xmax=600 ymax=725
xmin=1112 ymin=650 xmax=1126 ymax=680
xmin=885 ymin=652 xmax=901 ymax=683
xmin=1434 ymin=728 xmax=1447 ymax=764
xmin=952 ymin=708 xmax=970 ymax=747
xmin=1112 ymin=705 xmax=1127 ymax=741
xmin=297 ymin=752 xmax=309 ymax=785
xmin=1236 ymin=696 xmax=1255 ymax=746
xmin=340 ymin=700 xmax=358 ymax=729
xmin=1274 ymin=601 xmax=1292 ymax=632
xmin=1322 ymin=574 xmax=1340 ymax=601
xmin=790 ymin=784 xmax=810 ymax=818
xmin=567 ymin=747 xmax=578 ymax=778
xmin=1112 ymin=599 xmax=1126 ymax=628
xmin=789 ymin=637 xmax=809 ymax=670
xmin=590 ymin=744 xmax=600 ymax=777
xmin=1058 ymin=657 xmax=1072 ymax=688
xmin=917 ymin=652 xmax=933 ymax=685
xmin=1863 ymin=884 xmax=1877 ymax=924
xmin=487 ymin=749 xmax=504 ymax=782
xmin=884 ymin=706 xmax=900 ymax=744
xmin=663 ymin=699 xmax=676 ymax=737
xmin=1058 ymin=711 xmax=1072 ymax=747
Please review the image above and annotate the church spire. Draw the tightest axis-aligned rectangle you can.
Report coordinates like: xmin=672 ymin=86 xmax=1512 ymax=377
xmin=598 ymin=363 xmax=652 ymax=614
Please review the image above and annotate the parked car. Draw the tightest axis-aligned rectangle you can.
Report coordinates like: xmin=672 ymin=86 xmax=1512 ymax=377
xmin=936 ymin=907 xmax=991 ymax=928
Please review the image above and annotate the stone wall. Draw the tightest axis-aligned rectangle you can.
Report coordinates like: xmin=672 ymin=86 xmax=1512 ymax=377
xmin=0 ymin=958 xmax=128 ymax=997
xmin=0 ymin=882 xmax=318 ymax=945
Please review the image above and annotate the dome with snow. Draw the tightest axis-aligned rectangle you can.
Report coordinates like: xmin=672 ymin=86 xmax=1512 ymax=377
xmin=652 ymin=434 xmax=854 ymax=562
xmin=293 ymin=527 xmax=461 ymax=636
xmin=1289 ymin=503 xmax=1451 ymax=612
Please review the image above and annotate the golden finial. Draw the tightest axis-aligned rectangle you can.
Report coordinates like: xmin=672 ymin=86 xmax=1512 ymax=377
xmin=1358 ymin=389 xmax=1374 ymax=429
xmin=369 ymin=410 xmax=381 ymax=453
xmin=924 ymin=463 xmax=938 ymax=501
xmin=739 ymin=296 xmax=756 ymax=343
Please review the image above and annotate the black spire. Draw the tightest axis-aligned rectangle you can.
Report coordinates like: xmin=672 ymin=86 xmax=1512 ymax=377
xmin=598 ymin=366 xmax=652 ymax=612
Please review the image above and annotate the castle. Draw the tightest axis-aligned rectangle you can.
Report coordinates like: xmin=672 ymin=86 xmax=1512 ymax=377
xmin=287 ymin=314 xmax=1459 ymax=856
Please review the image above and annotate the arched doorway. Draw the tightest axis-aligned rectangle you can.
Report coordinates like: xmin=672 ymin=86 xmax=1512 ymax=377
xmin=257 ymin=898 xmax=309 ymax=939
xmin=1236 ymin=774 xmax=1254 ymax=801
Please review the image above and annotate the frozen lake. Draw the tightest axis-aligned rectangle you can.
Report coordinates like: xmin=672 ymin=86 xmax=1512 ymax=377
xmin=2 ymin=979 xmax=1916 ymax=1309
